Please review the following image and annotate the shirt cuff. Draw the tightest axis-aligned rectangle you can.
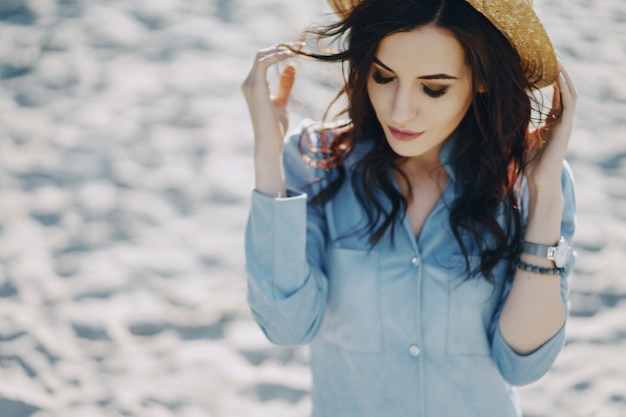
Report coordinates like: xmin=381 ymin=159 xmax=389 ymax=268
xmin=248 ymin=188 xmax=309 ymax=293
xmin=492 ymin=321 xmax=566 ymax=386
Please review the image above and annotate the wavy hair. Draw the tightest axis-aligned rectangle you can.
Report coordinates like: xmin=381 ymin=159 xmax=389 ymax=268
xmin=294 ymin=0 xmax=556 ymax=281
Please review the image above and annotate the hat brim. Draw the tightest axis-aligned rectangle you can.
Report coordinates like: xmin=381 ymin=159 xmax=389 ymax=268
xmin=466 ymin=0 xmax=558 ymax=88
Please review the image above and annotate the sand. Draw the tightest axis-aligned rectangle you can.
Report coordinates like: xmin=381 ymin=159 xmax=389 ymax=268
xmin=0 ymin=0 xmax=624 ymax=416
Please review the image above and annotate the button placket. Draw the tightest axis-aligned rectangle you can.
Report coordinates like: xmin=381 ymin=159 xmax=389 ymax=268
xmin=411 ymin=256 xmax=420 ymax=266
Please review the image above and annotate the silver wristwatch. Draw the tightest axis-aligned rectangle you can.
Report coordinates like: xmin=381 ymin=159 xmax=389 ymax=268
xmin=521 ymin=236 xmax=572 ymax=268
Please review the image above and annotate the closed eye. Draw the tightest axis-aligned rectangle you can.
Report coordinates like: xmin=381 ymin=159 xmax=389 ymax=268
xmin=372 ymin=70 xmax=394 ymax=85
xmin=423 ymin=85 xmax=447 ymax=98
xmin=372 ymin=66 xmax=449 ymax=97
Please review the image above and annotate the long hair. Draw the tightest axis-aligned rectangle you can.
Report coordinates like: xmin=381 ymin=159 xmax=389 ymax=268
xmin=294 ymin=0 xmax=553 ymax=281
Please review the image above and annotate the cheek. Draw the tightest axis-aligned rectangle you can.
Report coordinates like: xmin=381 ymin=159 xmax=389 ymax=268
xmin=366 ymin=81 xmax=393 ymax=116
xmin=436 ymin=93 xmax=473 ymax=124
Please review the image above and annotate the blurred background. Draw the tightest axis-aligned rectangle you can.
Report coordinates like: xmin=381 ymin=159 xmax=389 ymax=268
xmin=0 ymin=0 xmax=624 ymax=416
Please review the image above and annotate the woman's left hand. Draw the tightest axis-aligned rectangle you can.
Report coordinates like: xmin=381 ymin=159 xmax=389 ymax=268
xmin=524 ymin=58 xmax=578 ymax=193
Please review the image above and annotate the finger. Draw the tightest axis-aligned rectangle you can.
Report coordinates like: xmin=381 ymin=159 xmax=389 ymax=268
xmin=276 ymin=41 xmax=306 ymax=51
xmin=551 ymin=80 xmax=561 ymax=113
xmin=248 ymin=45 xmax=297 ymax=80
xmin=242 ymin=47 xmax=295 ymax=97
xmin=556 ymin=58 xmax=578 ymax=108
xmin=556 ymin=73 xmax=570 ymax=111
xmin=531 ymin=81 xmax=559 ymax=144
xmin=256 ymin=42 xmax=303 ymax=58
xmin=257 ymin=49 xmax=296 ymax=70
xmin=273 ymin=64 xmax=296 ymax=106
xmin=256 ymin=42 xmax=303 ymax=64
xmin=543 ymin=81 xmax=561 ymax=126
xmin=248 ymin=42 xmax=303 ymax=81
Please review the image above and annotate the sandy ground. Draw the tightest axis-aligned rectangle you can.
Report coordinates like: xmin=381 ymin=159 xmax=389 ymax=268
xmin=0 ymin=0 xmax=624 ymax=416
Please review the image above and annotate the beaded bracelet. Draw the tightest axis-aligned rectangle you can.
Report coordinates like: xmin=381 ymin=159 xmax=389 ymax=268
xmin=515 ymin=260 xmax=565 ymax=276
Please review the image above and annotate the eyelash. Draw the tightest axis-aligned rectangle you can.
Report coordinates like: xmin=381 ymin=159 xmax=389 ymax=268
xmin=372 ymin=70 xmax=394 ymax=85
xmin=423 ymin=85 xmax=448 ymax=98
xmin=372 ymin=70 xmax=448 ymax=98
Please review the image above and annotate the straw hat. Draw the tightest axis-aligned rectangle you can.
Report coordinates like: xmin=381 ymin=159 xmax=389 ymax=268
xmin=327 ymin=0 xmax=558 ymax=88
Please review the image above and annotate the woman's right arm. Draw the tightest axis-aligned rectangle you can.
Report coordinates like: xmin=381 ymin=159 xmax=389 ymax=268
xmin=241 ymin=43 xmax=301 ymax=197
xmin=242 ymin=45 xmax=329 ymax=346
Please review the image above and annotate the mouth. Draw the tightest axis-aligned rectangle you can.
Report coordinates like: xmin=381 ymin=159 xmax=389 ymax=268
xmin=388 ymin=125 xmax=424 ymax=141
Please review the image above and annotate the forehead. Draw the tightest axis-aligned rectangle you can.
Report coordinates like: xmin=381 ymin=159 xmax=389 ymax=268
xmin=375 ymin=25 xmax=468 ymax=76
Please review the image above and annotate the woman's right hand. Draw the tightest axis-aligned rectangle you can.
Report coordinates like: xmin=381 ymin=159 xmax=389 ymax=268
xmin=241 ymin=43 xmax=301 ymax=196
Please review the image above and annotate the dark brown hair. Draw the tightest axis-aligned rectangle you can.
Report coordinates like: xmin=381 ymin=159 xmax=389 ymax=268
xmin=296 ymin=0 xmax=554 ymax=281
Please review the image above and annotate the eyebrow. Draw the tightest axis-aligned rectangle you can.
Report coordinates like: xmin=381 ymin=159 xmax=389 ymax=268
xmin=373 ymin=57 xmax=458 ymax=80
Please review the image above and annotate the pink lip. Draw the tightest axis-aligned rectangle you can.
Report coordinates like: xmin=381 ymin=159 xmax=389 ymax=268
xmin=388 ymin=125 xmax=423 ymax=141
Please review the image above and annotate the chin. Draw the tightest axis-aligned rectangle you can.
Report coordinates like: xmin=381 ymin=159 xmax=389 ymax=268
xmin=387 ymin=137 xmax=444 ymax=160
xmin=388 ymin=143 xmax=426 ymax=158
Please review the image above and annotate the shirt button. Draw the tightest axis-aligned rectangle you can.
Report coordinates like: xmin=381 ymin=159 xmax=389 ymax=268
xmin=408 ymin=345 xmax=421 ymax=357
xmin=411 ymin=257 xmax=420 ymax=266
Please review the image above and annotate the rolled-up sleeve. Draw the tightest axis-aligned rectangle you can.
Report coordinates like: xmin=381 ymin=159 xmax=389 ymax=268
xmin=491 ymin=310 xmax=566 ymax=385
xmin=245 ymin=120 xmax=330 ymax=346
xmin=490 ymin=161 xmax=577 ymax=386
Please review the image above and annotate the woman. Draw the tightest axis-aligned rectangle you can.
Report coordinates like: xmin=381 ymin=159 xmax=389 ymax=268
xmin=242 ymin=0 xmax=577 ymax=415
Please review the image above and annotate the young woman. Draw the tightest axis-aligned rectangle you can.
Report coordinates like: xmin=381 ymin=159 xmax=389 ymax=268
xmin=242 ymin=0 xmax=577 ymax=415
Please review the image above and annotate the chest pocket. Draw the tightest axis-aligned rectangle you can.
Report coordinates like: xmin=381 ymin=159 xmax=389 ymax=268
xmin=446 ymin=255 xmax=504 ymax=356
xmin=321 ymin=247 xmax=383 ymax=353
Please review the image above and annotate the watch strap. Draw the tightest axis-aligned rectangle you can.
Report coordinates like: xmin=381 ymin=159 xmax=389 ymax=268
xmin=521 ymin=241 xmax=550 ymax=258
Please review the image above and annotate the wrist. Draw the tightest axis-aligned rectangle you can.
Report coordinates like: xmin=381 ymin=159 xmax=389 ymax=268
xmin=520 ymin=236 xmax=571 ymax=269
xmin=254 ymin=149 xmax=285 ymax=197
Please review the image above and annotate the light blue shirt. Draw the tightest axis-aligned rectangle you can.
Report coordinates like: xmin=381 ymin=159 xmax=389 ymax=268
xmin=245 ymin=120 xmax=576 ymax=417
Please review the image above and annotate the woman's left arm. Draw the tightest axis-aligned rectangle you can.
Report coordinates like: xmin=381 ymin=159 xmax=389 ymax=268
xmin=499 ymin=58 xmax=579 ymax=355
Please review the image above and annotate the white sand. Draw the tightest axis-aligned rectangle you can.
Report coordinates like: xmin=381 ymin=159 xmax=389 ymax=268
xmin=0 ymin=0 xmax=624 ymax=416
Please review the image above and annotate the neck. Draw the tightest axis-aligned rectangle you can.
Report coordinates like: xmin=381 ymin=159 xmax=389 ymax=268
xmin=397 ymin=146 xmax=446 ymax=183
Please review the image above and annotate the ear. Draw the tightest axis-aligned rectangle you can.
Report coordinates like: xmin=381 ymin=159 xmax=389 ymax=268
xmin=476 ymin=80 xmax=487 ymax=93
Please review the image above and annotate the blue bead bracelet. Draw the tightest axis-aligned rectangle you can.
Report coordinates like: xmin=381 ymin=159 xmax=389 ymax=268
xmin=515 ymin=260 xmax=564 ymax=276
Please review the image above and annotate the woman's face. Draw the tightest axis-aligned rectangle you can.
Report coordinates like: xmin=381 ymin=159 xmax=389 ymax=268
xmin=367 ymin=25 xmax=477 ymax=161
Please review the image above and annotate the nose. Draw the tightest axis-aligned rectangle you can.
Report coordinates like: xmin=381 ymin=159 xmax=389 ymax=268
xmin=390 ymin=83 xmax=418 ymax=126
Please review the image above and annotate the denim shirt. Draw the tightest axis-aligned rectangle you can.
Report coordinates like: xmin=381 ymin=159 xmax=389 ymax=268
xmin=245 ymin=120 xmax=577 ymax=417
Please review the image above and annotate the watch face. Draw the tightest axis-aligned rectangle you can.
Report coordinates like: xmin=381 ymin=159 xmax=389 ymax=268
xmin=555 ymin=238 xmax=571 ymax=268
